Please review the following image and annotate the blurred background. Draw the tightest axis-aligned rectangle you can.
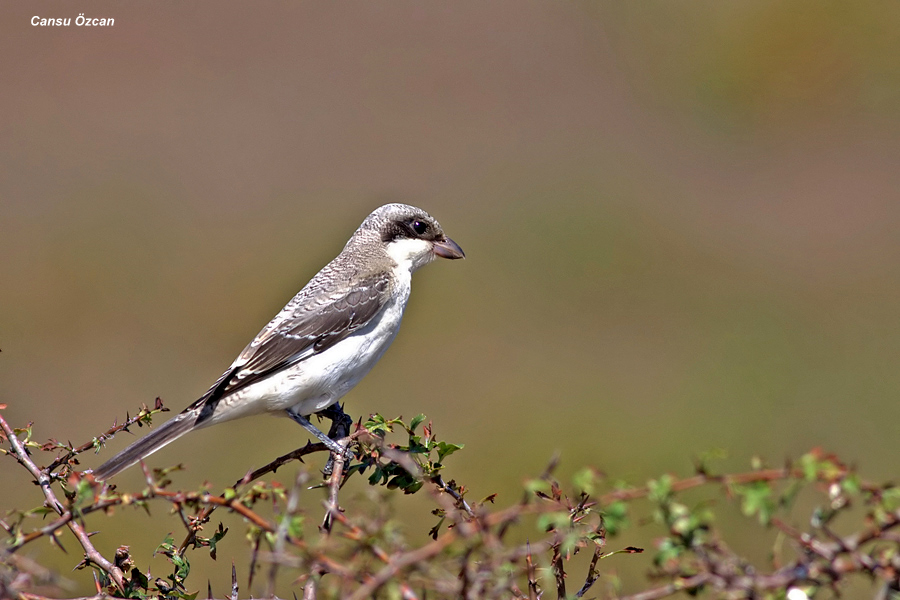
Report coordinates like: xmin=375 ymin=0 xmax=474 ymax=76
xmin=2 ymin=1 xmax=899 ymax=596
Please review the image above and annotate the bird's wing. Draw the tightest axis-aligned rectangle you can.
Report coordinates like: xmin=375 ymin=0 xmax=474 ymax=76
xmin=186 ymin=271 xmax=393 ymax=423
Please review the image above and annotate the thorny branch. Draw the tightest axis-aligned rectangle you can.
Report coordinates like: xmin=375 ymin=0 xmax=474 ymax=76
xmin=321 ymin=435 xmax=351 ymax=533
xmin=4 ymin=403 xmax=900 ymax=600
xmin=0 ymin=412 xmax=126 ymax=592
xmin=175 ymin=438 xmax=346 ymax=556
xmin=46 ymin=398 xmax=170 ymax=472
xmin=178 ymin=404 xmax=361 ymax=554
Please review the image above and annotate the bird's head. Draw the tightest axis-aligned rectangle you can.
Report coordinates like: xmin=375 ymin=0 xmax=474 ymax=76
xmin=355 ymin=203 xmax=465 ymax=272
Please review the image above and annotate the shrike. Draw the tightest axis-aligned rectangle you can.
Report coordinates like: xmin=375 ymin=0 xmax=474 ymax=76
xmin=94 ymin=203 xmax=464 ymax=480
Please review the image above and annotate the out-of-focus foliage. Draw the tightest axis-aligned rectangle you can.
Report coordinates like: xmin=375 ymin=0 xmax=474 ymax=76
xmin=3 ymin=407 xmax=899 ymax=599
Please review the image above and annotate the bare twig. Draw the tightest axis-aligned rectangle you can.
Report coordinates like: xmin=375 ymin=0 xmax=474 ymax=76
xmin=526 ymin=541 xmax=539 ymax=600
xmin=176 ymin=440 xmax=328 ymax=555
xmin=47 ymin=399 xmax=169 ymax=471
xmin=574 ymin=546 xmax=603 ymax=598
xmin=345 ymin=530 xmax=458 ymax=600
xmin=431 ymin=474 xmax=475 ymax=518
xmin=321 ymin=435 xmax=350 ymax=533
xmin=230 ymin=560 xmax=238 ymax=600
xmin=615 ymin=573 xmax=712 ymax=600
xmin=267 ymin=468 xmax=309 ymax=597
xmin=0 ymin=413 xmax=126 ymax=592
xmin=303 ymin=579 xmax=317 ymax=600
xmin=6 ymin=473 xmax=278 ymax=559
xmin=177 ymin=424 xmax=367 ymax=554
xmin=597 ymin=467 xmax=842 ymax=506
xmin=549 ymin=535 xmax=566 ymax=599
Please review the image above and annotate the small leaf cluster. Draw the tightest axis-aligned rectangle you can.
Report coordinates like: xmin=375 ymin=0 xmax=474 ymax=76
xmin=622 ymin=449 xmax=900 ymax=598
xmin=356 ymin=413 xmax=464 ymax=495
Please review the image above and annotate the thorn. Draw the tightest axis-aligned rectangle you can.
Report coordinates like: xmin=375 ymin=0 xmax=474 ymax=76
xmin=51 ymin=532 xmax=69 ymax=554
xmin=208 ymin=580 xmax=213 ymax=599
xmin=231 ymin=560 xmax=238 ymax=600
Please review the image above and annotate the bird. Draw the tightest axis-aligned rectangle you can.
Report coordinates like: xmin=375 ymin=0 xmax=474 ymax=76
xmin=93 ymin=203 xmax=464 ymax=480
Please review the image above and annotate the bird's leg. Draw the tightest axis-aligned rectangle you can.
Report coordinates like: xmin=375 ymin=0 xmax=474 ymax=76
xmin=285 ymin=406 xmax=354 ymax=461
xmin=287 ymin=405 xmax=355 ymax=533
xmin=318 ymin=404 xmax=354 ymax=532
xmin=319 ymin=403 xmax=354 ymax=477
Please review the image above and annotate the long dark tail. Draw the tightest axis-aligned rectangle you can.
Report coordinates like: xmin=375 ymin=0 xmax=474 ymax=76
xmin=93 ymin=411 xmax=199 ymax=480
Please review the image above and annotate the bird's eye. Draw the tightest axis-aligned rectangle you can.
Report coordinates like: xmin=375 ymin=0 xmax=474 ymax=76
xmin=411 ymin=220 xmax=429 ymax=235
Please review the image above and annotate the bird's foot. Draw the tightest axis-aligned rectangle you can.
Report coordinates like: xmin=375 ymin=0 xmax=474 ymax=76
xmin=285 ymin=406 xmax=354 ymax=474
xmin=319 ymin=404 xmax=354 ymax=477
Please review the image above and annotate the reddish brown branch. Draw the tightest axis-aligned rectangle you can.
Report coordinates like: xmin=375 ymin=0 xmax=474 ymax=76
xmin=0 ymin=413 xmax=125 ymax=592
xmin=344 ymin=530 xmax=459 ymax=600
xmin=46 ymin=399 xmax=169 ymax=471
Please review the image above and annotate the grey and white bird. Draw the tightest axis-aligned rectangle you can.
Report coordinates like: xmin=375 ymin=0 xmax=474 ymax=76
xmin=94 ymin=203 xmax=464 ymax=480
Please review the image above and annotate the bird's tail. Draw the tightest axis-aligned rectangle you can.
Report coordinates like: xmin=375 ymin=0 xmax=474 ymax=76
xmin=93 ymin=411 xmax=198 ymax=480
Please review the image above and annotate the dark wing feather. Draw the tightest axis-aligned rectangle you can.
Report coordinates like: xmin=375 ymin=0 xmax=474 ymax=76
xmin=244 ymin=277 xmax=390 ymax=374
xmin=188 ymin=272 xmax=391 ymax=424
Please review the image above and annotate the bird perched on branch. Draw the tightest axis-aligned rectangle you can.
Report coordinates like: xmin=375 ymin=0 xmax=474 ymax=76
xmin=94 ymin=203 xmax=464 ymax=480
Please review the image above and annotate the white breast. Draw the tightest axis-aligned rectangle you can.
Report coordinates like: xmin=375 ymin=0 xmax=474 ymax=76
xmin=205 ymin=273 xmax=412 ymax=424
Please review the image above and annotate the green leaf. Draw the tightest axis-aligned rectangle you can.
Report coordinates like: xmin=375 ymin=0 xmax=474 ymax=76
xmin=666 ymin=502 xmax=689 ymax=531
xmin=72 ymin=477 xmax=94 ymax=512
xmin=387 ymin=474 xmax=416 ymax=491
xmin=155 ymin=535 xmax=176 ymax=557
xmin=287 ymin=515 xmax=304 ymax=538
xmin=841 ymin=474 xmax=861 ymax=496
xmin=572 ymin=467 xmax=597 ymax=495
xmin=435 ymin=441 xmax=463 ymax=462
xmin=368 ymin=464 xmax=386 ymax=486
xmin=735 ymin=481 xmax=775 ymax=525
xmin=880 ymin=487 xmax=900 ymax=512
xmin=409 ymin=414 xmax=427 ymax=432
xmin=206 ymin=523 xmax=228 ymax=560
xmin=364 ymin=414 xmax=393 ymax=436
xmin=537 ymin=511 xmax=571 ymax=532
xmin=799 ymin=452 xmax=819 ymax=481
xmin=648 ymin=474 xmax=674 ymax=503
xmin=25 ymin=506 xmax=55 ymax=517
xmin=525 ymin=479 xmax=552 ymax=495
xmin=601 ymin=501 xmax=629 ymax=536
xmin=654 ymin=537 xmax=683 ymax=567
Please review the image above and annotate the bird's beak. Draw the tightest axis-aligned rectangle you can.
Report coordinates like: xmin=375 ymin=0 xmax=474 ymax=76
xmin=432 ymin=237 xmax=465 ymax=260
